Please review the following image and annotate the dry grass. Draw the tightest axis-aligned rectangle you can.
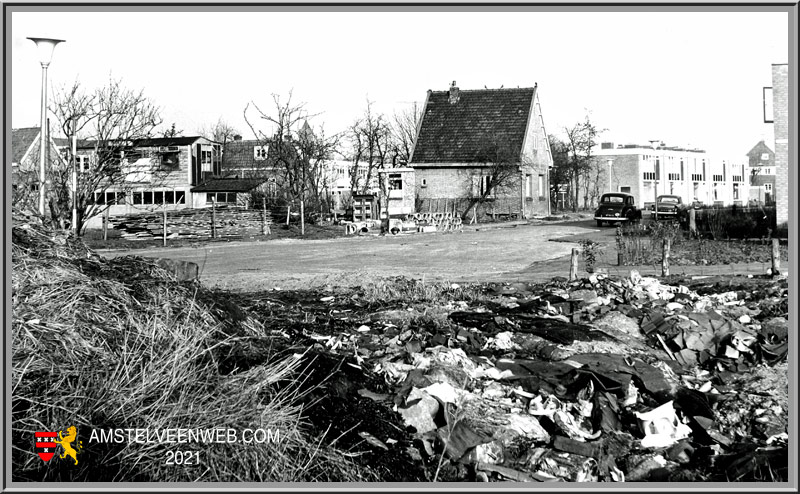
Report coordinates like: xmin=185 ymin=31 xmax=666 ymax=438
xmin=11 ymin=222 xmax=368 ymax=482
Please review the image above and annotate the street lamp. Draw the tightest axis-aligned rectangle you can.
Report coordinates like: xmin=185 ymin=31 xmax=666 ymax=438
xmin=649 ymin=140 xmax=660 ymax=221
xmin=28 ymin=36 xmax=65 ymax=219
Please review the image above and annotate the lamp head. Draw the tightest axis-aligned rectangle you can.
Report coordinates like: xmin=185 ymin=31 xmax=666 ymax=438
xmin=27 ymin=37 xmax=65 ymax=66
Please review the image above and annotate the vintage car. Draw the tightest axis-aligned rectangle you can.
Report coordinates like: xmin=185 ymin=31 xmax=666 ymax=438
xmin=594 ymin=193 xmax=642 ymax=226
xmin=652 ymin=195 xmax=683 ymax=219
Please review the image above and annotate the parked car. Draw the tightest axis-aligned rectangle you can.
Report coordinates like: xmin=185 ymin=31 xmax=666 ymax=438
xmin=594 ymin=193 xmax=642 ymax=227
xmin=652 ymin=195 xmax=683 ymax=219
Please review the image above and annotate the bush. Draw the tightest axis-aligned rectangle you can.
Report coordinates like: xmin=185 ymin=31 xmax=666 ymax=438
xmin=681 ymin=206 xmax=776 ymax=239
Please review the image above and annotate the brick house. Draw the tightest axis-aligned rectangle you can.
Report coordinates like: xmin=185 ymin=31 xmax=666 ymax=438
xmin=770 ymin=64 xmax=788 ymax=228
xmin=746 ymin=140 xmax=776 ymax=204
xmin=593 ymin=143 xmax=749 ymax=208
xmin=409 ymin=82 xmax=553 ymax=219
xmin=11 ymin=127 xmax=69 ymax=213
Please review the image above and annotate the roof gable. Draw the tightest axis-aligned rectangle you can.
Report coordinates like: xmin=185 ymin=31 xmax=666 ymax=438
xmin=12 ymin=127 xmax=41 ymax=164
xmin=411 ymin=87 xmax=535 ymax=164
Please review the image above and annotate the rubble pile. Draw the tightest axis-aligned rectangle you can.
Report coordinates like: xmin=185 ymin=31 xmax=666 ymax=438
xmin=240 ymin=270 xmax=789 ymax=482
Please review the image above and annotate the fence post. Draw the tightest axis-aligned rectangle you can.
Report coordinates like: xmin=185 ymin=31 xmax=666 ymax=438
xmin=771 ymin=238 xmax=781 ymax=276
xmin=689 ymin=208 xmax=697 ymax=237
xmin=262 ymin=197 xmax=270 ymax=235
xmin=661 ymin=237 xmax=670 ymax=277
xmin=211 ymin=197 xmax=217 ymax=239
xmin=103 ymin=208 xmax=109 ymax=242
xmin=162 ymin=204 xmax=167 ymax=247
xmin=569 ymin=248 xmax=579 ymax=281
xmin=286 ymin=204 xmax=291 ymax=226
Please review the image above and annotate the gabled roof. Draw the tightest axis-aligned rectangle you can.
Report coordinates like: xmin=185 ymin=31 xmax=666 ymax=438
xmin=192 ymin=178 xmax=266 ymax=192
xmin=411 ymin=87 xmax=535 ymax=164
xmin=11 ymin=127 xmax=41 ymax=164
xmin=222 ymin=138 xmax=295 ymax=173
xmin=746 ymin=140 xmax=774 ymax=157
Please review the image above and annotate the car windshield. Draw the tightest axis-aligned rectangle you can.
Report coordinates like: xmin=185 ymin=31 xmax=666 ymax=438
xmin=601 ymin=196 xmax=624 ymax=204
xmin=659 ymin=197 xmax=679 ymax=203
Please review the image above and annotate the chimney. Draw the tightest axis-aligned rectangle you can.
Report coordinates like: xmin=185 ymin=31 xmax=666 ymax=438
xmin=233 ymin=134 xmax=242 ymax=141
xmin=448 ymin=81 xmax=460 ymax=104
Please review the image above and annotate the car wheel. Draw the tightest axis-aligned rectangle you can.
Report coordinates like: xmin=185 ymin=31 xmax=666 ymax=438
xmin=596 ymin=220 xmax=604 ymax=227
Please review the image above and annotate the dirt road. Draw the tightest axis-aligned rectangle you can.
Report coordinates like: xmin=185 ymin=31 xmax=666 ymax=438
xmin=99 ymin=222 xmax=597 ymax=290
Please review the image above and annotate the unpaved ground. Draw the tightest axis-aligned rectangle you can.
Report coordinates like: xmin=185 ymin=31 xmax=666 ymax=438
xmin=98 ymin=223 xmax=594 ymax=290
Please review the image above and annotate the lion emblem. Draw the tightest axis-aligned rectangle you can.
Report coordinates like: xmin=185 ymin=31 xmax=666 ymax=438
xmin=54 ymin=426 xmax=82 ymax=465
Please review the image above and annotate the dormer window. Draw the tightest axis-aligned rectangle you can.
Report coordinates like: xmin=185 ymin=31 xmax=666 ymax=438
xmin=254 ymin=145 xmax=268 ymax=161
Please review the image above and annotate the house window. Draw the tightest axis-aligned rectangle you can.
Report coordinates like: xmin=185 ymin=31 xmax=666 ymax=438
xmin=619 ymin=186 xmax=631 ymax=193
xmin=643 ymin=172 xmax=656 ymax=181
xmin=388 ymin=173 xmax=403 ymax=190
xmin=538 ymin=175 xmax=545 ymax=200
xmin=175 ymin=191 xmax=186 ymax=204
xmin=480 ymin=175 xmax=494 ymax=197
xmin=421 ymin=178 xmax=427 ymax=188
xmin=712 ymin=174 xmax=723 ymax=182
xmin=76 ymin=155 xmax=89 ymax=172
xmin=201 ymin=149 xmax=213 ymax=172
xmin=143 ymin=191 xmax=154 ymax=205
xmin=691 ymin=173 xmax=703 ymax=182
xmin=161 ymin=151 xmax=180 ymax=169
xmin=761 ymin=153 xmax=770 ymax=161
xmin=525 ymin=174 xmax=533 ymax=198
xmin=765 ymin=183 xmax=773 ymax=192
xmin=254 ymin=146 xmax=268 ymax=161
xmin=732 ymin=175 xmax=743 ymax=182
xmin=132 ymin=192 xmax=143 ymax=205
xmin=207 ymin=192 xmax=237 ymax=204
xmin=165 ymin=191 xmax=175 ymax=204
xmin=733 ymin=183 xmax=739 ymax=200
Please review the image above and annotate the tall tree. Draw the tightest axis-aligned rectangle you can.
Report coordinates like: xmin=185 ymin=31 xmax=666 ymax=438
xmin=563 ymin=115 xmax=602 ymax=212
xmin=391 ymin=102 xmax=422 ymax=166
xmin=348 ymin=99 xmax=392 ymax=195
xmin=244 ymin=92 xmax=339 ymax=235
xmin=47 ymin=78 xmax=163 ymax=234
xmin=548 ymin=135 xmax=571 ymax=211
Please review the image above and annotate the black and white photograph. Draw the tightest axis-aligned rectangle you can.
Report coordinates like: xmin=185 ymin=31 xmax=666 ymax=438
xmin=6 ymin=3 xmax=796 ymax=487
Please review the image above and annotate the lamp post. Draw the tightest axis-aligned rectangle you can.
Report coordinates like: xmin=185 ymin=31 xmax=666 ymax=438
xmin=28 ymin=37 xmax=65 ymax=219
xmin=649 ymin=140 xmax=660 ymax=221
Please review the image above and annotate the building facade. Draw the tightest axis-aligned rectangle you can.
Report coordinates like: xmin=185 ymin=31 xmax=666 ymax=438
xmin=77 ymin=136 xmax=221 ymax=228
xmin=746 ymin=140 xmax=776 ymax=204
xmin=771 ymin=64 xmax=789 ymax=227
xmin=594 ymin=143 xmax=749 ymax=208
xmin=410 ymin=83 xmax=553 ymax=219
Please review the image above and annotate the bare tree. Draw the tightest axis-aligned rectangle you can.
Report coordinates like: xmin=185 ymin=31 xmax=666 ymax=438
xmin=197 ymin=117 xmax=239 ymax=144
xmin=244 ymin=92 xmax=339 ymax=235
xmin=548 ymin=135 xmax=571 ymax=211
xmin=348 ymin=99 xmax=392 ymax=196
xmin=391 ymin=102 xmax=422 ymax=166
xmin=461 ymin=134 xmax=523 ymax=223
xmin=46 ymin=78 xmax=163 ymax=234
xmin=161 ymin=123 xmax=183 ymax=138
xmin=564 ymin=115 xmax=602 ymax=212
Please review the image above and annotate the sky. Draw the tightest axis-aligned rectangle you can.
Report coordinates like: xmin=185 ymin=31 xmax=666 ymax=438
xmin=9 ymin=8 xmax=791 ymax=157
